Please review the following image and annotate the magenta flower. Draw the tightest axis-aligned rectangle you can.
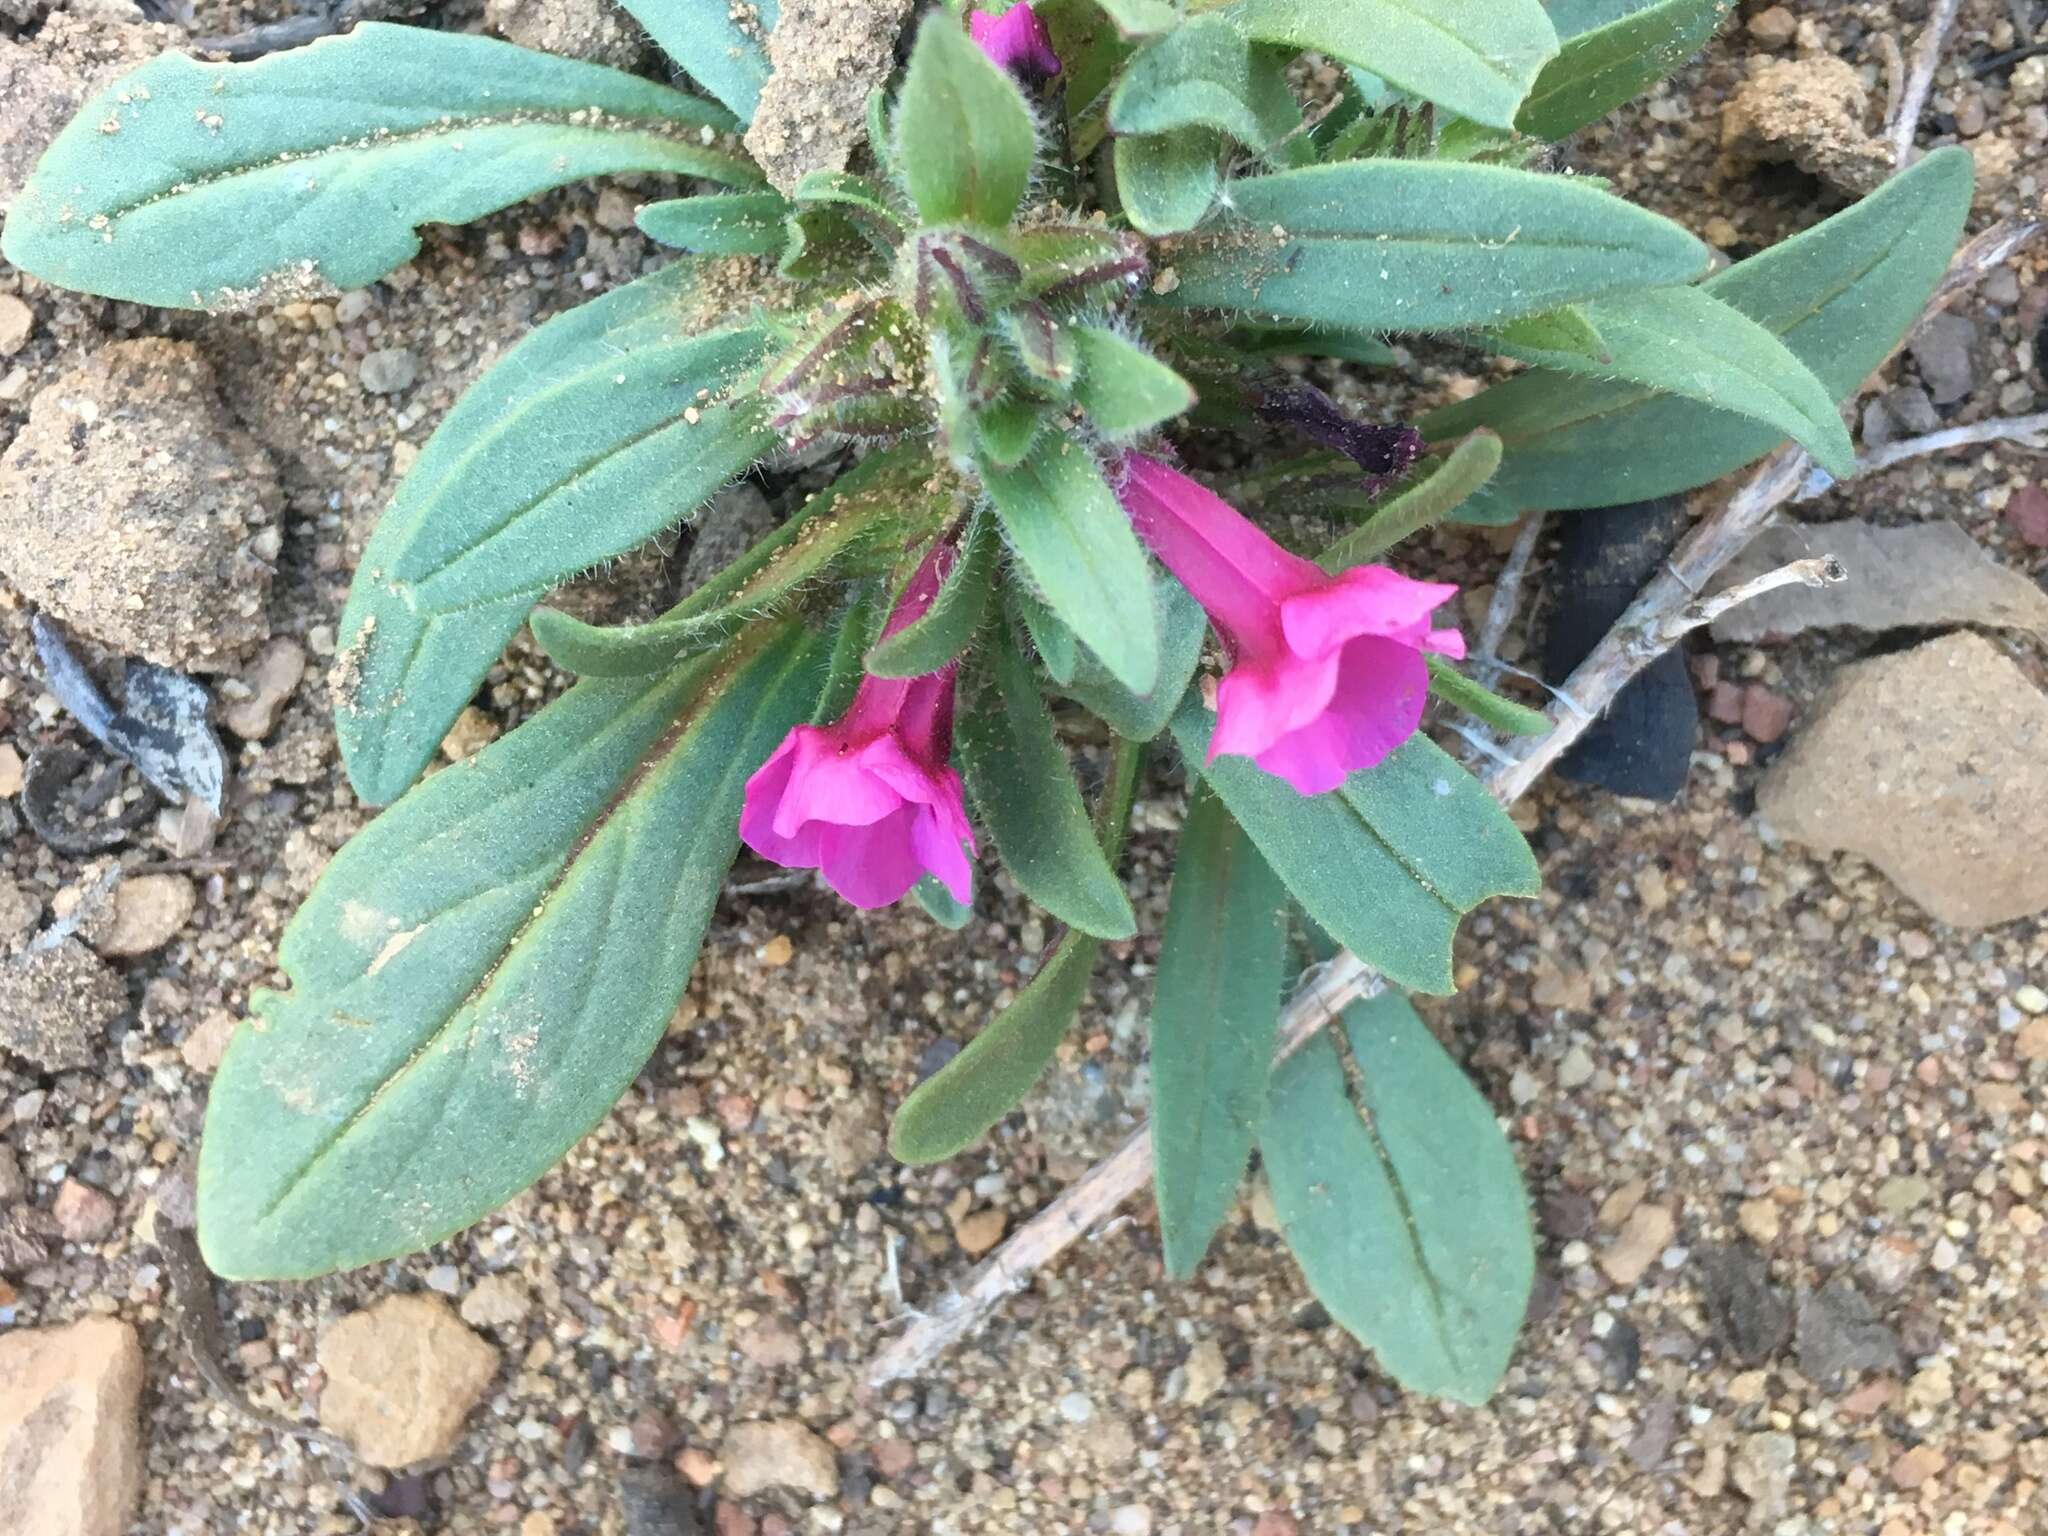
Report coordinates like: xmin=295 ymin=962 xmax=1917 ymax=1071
xmin=739 ymin=546 xmax=976 ymax=910
xmin=1116 ymin=453 xmax=1466 ymax=796
xmin=969 ymin=3 xmax=1061 ymax=81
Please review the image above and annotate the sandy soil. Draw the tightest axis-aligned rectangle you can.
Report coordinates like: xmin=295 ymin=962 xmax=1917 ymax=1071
xmin=2 ymin=1 xmax=2046 ymax=1532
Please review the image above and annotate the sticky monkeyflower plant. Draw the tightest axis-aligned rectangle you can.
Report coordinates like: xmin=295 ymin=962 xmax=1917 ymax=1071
xmin=5 ymin=0 xmax=1971 ymax=1403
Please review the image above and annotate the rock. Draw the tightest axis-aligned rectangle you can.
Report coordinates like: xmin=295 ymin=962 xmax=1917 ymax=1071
xmin=220 ymin=638 xmax=307 ymax=741
xmin=1758 ymin=633 xmax=2048 ymax=926
xmin=819 ymin=1100 xmax=884 ymax=1177
xmin=0 ymin=1317 xmax=145 ymax=1536
xmin=51 ymin=1179 xmax=116 ymax=1243
xmin=88 ymin=873 xmax=196 ymax=957
xmin=2018 ymin=1016 xmax=2048 ymax=1062
xmin=1709 ymin=521 xmax=2048 ymax=643
xmin=0 ymin=1146 xmax=21 ymax=1203
xmin=1745 ymin=5 xmax=1796 ymax=46
xmin=1721 ymin=56 xmax=1891 ymax=196
xmin=744 ymin=0 xmax=917 ymax=194
xmin=736 ymin=1318 xmax=803 ymax=1369
xmin=1732 ymin=1431 xmax=1798 ymax=1528
xmin=1891 ymin=1444 xmax=1947 ymax=1491
xmin=0 ymin=877 xmax=40 ymax=945
xmin=1182 ymin=1338 xmax=1226 ymax=1405
xmin=2006 ymin=483 xmax=2048 ymax=548
xmin=871 ymin=1437 xmax=913 ymax=1478
xmin=1557 ymin=1044 xmax=1595 ymax=1088
xmin=316 ymin=1295 xmax=501 ymax=1467
xmin=1736 ymin=1199 xmax=1781 ymax=1246
xmin=618 ymin=1463 xmax=699 ymax=1536
xmin=359 ymin=348 xmax=419 ymax=395
xmin=0 ymin=745 xmax=21 ymax=798
xmin=1700 ymin=1243 xmax=1794 ymax=1365
xmin=178 ymin=1011 xmax=236 ymax=1077
xmin=1795 ymin=1274 xmax=1902 ymax=1390
xmin=486 ymin=0 xmax=645 ymax=66
xmin=439 ymin=706 xmax=499 ymax=762
xmin=720 ymin=1418 xmax=839 ymax=1499
xmin=0 ymin=293 xmax=31 ymax=357
xmin=0 ymin=940 xmax=127 ymax=1071
xmin=459 ymin=1274 xmax=533 ymax=1332
xmin=1739 ymin=687 xmax=1794 ymax=745
xmin=0 ymin=340 xmax=279 ymax=670
xmin=1600 ymin=1202 xmax=1674 ymax=1286
xmin=0 ymin=16 xmax=175 ymax=211
xmin=1909 ymin=313 xmax=1978 ymax=405
xmin=681 ymin=484 xmax=780 ymax=598
xmin=952 ymin=1206 xmax=1006 ymax=1256
xmin=595 ymin=186 xmax=638 ymax=232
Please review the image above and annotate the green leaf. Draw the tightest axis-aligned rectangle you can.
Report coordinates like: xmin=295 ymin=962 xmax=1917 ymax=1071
xmin=1171 ymin=702 xmax=1538 ymax=994
xmin=1483 ymin=306 xmax=1610 ymax=365
xmin=1261 ymin=991 xmax=1533 ymax=1403
xmin=1319 ymin=431 xmax=1502 ymax=570
xmin=334 ymin=264 xmax=775 ymax=805
xmin=1150 ymin=787 xmax=1289 ymax=1278
xmin=1426 ymin=655 xmax=1550 ymax=736
xmin=1091 ymin=0 xmax=1184 ymax=35
xmin=1072 ymin=325 xmax=1198 ymax=437
xmin=866 ymin=510 xmax=998 ymax=679
xmin=1149 ymin=161 xmax=1708 ymax=332
xmin=1217 ymin=0 xmax=1559 ymax=131
xmin=1422 ymin=146 xmax=1974 ymax=517
xmin=791 ymin=169 xmax=910 ymax=250
xmin=1109 ymin=16 xmax=1301 ymax=150
xmin=889 ymin=739 xmax=1142 ymax=1162
xmin=0 ymin=25 xmax=750 ymax=310
xmin=959 ymin=623 xmax=1138 ymax=940
xmin=982 ymin=442 xmax=1161 ymax=695
xmin=1516 ymin=0 xmax=1732 ymax=141
xmin=618 ymin=0 xmax=778 ymax=123
xmin=636 ymin=192 xmax=791 ymax=254
xmin=1062 ymin=575 xmax=1206 ymax=740
xmin=1114 ymin=130 xmax=1222 ymax=236
xmin=913 ymin=873 xmax=976 ymax=929
xmin=892 ymin=930 xmax=1101 ymax=1162
xmin=196 ymin=621 xmax=827 ymax=1279
xmin=1236 ymin=325 xmax=1398 ymax=366
xmin=1009 ymin=585 xmax=1081 ymax=685
xmin=1475 ymin=286 xmax=1857 ymax=474
xmin=893 ymin=12 xmax=1037 ymax=227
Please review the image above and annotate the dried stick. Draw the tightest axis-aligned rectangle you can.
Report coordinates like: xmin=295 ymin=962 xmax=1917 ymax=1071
xmin=865 ymin=215 xmax=2047 ymax=1393
xmin=1887 ymin=0 xmax=1964 ymax=165
xmin=1471 ymin=511 xmax=1547 ymax=690
xmin=1839 ymin=411 xmax=2048 ymax=481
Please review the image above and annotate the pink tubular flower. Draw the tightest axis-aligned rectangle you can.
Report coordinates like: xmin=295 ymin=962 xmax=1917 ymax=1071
xmin=1116 ymin=452 xmax=1466 ymax=796
xmin=739 ymin=546 xmax=976 ymax=909
xmin=969 ymin=3 xmax=1061 ymax=80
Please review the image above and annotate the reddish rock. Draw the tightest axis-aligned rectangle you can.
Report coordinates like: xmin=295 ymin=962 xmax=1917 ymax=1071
xmin=0 ymin=1317 xmax=145 ymax=1536
xmin=872 ymin=1437 xmax=915 ymax=1478
xmin=1707 ymin=681 xmax=1746 ymax=724
xmin=52 ymin=1179 xmax=117 ymax=1244
xmin=1740 ymin=686 xmax=1795 ymax=744
xmin=2008 ymin=483 xmax=2048 ymax=548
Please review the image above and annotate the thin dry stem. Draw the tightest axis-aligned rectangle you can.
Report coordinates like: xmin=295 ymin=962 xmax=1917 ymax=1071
xmin=862 ymin=207 xmax=2046 ymax=1395
xmin=1887 ymin=0 xmax=1963 ymax=165
xmin=1472 ymin=511 xmax=1547 ymax=691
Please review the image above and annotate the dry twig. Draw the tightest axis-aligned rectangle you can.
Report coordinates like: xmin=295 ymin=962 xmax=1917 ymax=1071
xmin=1887 ymin=0 xmax=1964 ymax=165
xmin=863 ymin=208 xmax=2047 ymax=1392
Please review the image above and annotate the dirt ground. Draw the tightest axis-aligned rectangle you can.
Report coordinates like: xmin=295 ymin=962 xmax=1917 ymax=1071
xmin=3 ymin=1 xmax=2047 ymax=1533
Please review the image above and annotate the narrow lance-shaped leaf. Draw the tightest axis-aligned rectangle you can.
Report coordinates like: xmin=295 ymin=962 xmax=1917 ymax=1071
xmin=893 ymin=12 xmax=1037 ymax=228
xmin=1148 ymin=161 xmax=1709 ymax=332
xmin=1319 ymin=431 xmax=1503 ymax=570
xmin=1172 ymin=701 xmax=1538 ymax=994
xmin=1423 ymin=146 xmax=1974 ymax=518
xmin=1464 ymin=286 xmax=1858 ymax=475
xmin=1261 ymin=991 xmax=1534 ymax=1404
xmin=1516 ymin=0 xmax=1733 ymax=142
xmin=1072 ymin=325 xmax=1198 ymax=438
xmin=637 ymin=192 xmax=792 ymax=255
xmin=0 ymin=25 xmax=751 ymax=309
xmin=983 ymin=442 xmax=1161 ymax=694
xmin=617 ymin=0 xmax=779 ymax=124
xmin=531 ymin=446 xmax=951 ymax=678
xmin=959 ymin=620 xmax=1138 ymax=940
xmin=335 ymin=263 xmax=776 ymax=805
xmin=866 ymin=509 xmax=998 ymax=679
xmin=1062 ymin=575 xmax=1207 ymax=742
xmin=1151 ymin=787 xmax=1289 ymax=1278
xmin=196 ymin=620 xmax=828 ymax=1279
xmin=1216 ymin=0 xmax=1560 ymax=132
xmin=1426 ymin=655 xmax=1551 ymax=736
xmin=890 ymin=739 xmax=1143 ymax=1163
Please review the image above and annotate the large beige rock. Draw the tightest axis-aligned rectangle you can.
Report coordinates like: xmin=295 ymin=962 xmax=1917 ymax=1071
xmin=316 ymin=1294 xmax=501 ymax=1468
xmin=0 ymin=339 xmax=279 ymax=670
xmin=721 ymin=1417 xmax=841 ymax=1498
xmin=0 ymin=1316 xmax=145 ymax=1536
xmin=1759 ymin=633 xmax=2048 ymax=926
